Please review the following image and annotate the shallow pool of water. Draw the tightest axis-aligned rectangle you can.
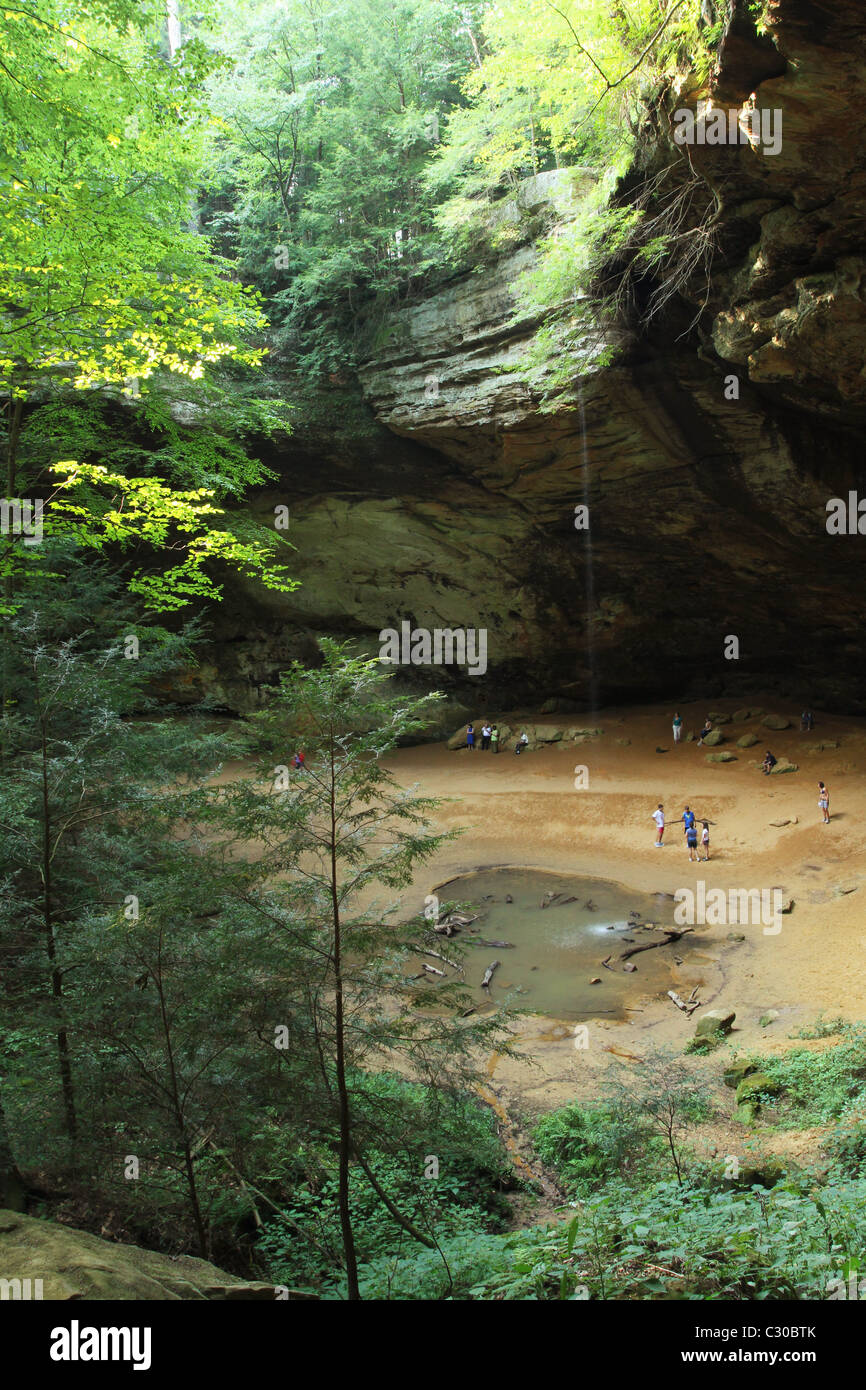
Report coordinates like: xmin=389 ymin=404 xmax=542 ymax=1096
xmin=422 ymin=868 xmax=691 ymax=1022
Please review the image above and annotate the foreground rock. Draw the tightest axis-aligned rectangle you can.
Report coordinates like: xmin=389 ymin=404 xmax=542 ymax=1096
xmin=695 ymin=1009 xmax=736 ymax=1038
xmin=0 ymin=1211 xmax=278 ymax=1301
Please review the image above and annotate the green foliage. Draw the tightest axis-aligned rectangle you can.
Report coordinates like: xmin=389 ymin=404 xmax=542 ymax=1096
xmin=257 ymin=1073 xmax=513 ymax=1293
xmin=747 ymin=1024 xmax=866 ymax=1127
xmin=533 ymin=1103 xmax=652 ymax=1194
xmin=202 ymin=0 xmax=485 ymax=378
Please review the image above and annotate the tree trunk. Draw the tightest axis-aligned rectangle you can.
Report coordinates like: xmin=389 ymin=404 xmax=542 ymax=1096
xmin=329 ymin=737 xmax=360 ymax=1300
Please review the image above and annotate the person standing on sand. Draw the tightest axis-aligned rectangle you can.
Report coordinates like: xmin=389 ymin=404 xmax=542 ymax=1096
xmin=490 ymin=725 xmax=500 ymax=753
xmin=700 ymin=821 xmax=710 ymax=860
xmin=466 ymin=723 xmax=475 ymax=750
xmin=686 ymin=820 xmax=699 ymax=862
xmin=652 ymin=804 xmax=665 ymax=846
xmin=673 ymin=712 xmax=683 ymax=743
xmin=681 ymin=804 xmax=696 ymax=835
xmin=818 ymin=781 xmax=830 ymax=823
xmin=481 ymin=722 xmax=492 ymax=751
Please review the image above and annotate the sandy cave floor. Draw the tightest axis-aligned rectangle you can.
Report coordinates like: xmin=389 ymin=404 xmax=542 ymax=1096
xmin=375 ymin=696 xmax=866 ymax=1187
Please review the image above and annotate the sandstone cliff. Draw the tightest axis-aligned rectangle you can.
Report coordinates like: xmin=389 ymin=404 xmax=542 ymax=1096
xmin=203 ymin=0 xmax=866 ymax=721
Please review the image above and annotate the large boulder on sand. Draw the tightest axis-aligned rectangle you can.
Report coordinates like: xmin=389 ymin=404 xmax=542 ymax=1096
xmin=707 ymin=751 xmax=737 ymax=762
xmin=762 ymin=714 xmax=791 ymax=730
xmin=769 ymin=760 xmax=798 ymax=774
xmin=737 ymin=733 xmax=758 ymax=747
xmin=695 ymin=1009 xmax=736 ymax=1038
xmin=702 ymin=729 xmax=725 ymax=746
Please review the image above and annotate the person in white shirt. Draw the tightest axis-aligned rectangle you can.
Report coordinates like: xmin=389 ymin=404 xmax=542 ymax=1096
xmin=481 ymin=723 xmax=492 ymax=750
xmin=652 ymin=803 xmax=665 ymax=845
xmin=515 ymin=731 xmax=529 ymax=755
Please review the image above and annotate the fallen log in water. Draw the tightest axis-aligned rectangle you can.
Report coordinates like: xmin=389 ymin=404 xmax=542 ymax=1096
xmin=422 ymin=962 xmax=446 ymax=977
xmin=420 ymin=947 xmax=462 ymax=972
xmin=481 ymin=960 xmax=500 ymax=989
xmin=466 ymin=936 xmax=516 ymax=949
xmin=620 ymin=927 xmax=694 ymax=961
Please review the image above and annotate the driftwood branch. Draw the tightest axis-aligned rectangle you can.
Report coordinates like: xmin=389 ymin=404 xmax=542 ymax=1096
xmin=481 ymin=960 xmax=500 ymax=989
xmin=620 ymin=927 xmax=694 ymax=961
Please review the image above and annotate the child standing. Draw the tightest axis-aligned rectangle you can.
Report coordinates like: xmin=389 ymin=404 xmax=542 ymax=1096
xmin=818 ymin=781 xmax=830 ymax=823
xmin=652 ymin=804 xmax=665 ymax=846
xmin=686 ymin=821 xmax=699 ymax=862
xmin=700 ymin=821 xmax=710 ymax=860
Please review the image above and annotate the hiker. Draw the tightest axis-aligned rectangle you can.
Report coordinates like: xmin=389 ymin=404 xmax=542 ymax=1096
xmin=700 ymin=821 xmax=710 ymax=861
xmin=686 ymin=819 xmax=699 ymax=862
xmin=490 ymin=725 xmax=500 ymax=753
xmin=481 ymin=722 xmax=492 ymax=751
xmin=818 ymin=781 xmax=830 ymax=823
xmin=762 ymin=749 xmax=777 ymax=775
xmin=681 ymin=804 xmax=696 ymax=833
xmin=515 ymin=730 xmax=529 ymax=755
xmin=801 ymin=709 xmax=814 ymax=732
xmin=672 ymin=711 xmax=683 ymax=743
xmin=697 ymin=717 xmax=713 ymax=746
xmin=292 ymin=751 xmax=305 ymax=770
xmin=466 ymin=723 xmax=475 ymax=750
xmin=652 ymin=803 xmax=665 ymax=846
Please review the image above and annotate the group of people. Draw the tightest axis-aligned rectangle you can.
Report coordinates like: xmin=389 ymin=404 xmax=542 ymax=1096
xmin=465 ymin=723 xmax=530 ymax=754
xmin=651 ymin=803 xmax=710 ymax=860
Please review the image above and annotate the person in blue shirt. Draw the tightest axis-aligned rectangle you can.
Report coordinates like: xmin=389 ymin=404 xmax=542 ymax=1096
xmin=681 ymin=804 xmax=696 ymax=833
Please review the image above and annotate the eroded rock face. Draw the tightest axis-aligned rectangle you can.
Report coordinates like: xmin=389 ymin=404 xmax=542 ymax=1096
xmin=202 ymin=0 xmax=866 ymax=720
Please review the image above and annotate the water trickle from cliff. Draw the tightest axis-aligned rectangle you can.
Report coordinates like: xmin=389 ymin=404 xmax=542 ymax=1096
xmin=578 ymin=385 xmax=599 ymax=715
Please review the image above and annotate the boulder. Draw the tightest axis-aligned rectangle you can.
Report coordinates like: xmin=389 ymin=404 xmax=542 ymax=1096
xmin=695 ymin=1008 xmax=736 ymax=1038
xmin=616 ymin=737 xmax=631 ymax=746
xmin=730 ymin=1158 xmax=786 ymax=1188
xmin=702 ymin=729 xmax=725 ymax=746
xmin=724 ymin=1057 xmax=759 ymax=1088
xmin=732 ymin=707 xmax=762 ymax=721
xmin=769 ymin=760 xmax=798 ymax=774
xmin=566 ymin=727 xmax=603 ymax=743
xmin=737 ymin=733 xmax=759 ymax=747
xmin=0 ymin=1210 xmax=279 ymax=1301
xmin=530 ymin=723 xmax=565 ymax=743
xmin=447 ymin=727 xmax=471 ymax=750
xmin=707 ymin=751 xmax=737 ymax=762
xmin=707 ymin=712 xmax=732 ymax=724
xmin=762 ymin=714 xmax=791 ymax=730
xmin=735 ymin=1071 xmax=781 ymax=1106
xmin=737 ymin=1102 xmax=758 ymax=1124
xmin=759 ymin=1010 xmax=781 ymax=1026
